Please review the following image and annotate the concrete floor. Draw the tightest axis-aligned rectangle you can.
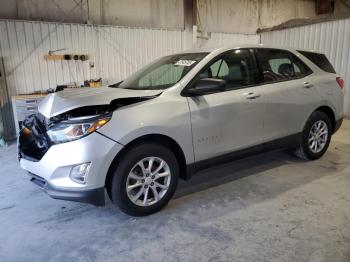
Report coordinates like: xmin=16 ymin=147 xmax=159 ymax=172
xmin=1 ymin=121 xmax=350 ymax=262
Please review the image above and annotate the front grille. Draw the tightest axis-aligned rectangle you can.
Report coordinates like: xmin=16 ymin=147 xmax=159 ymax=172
xmin=18 ymin=113 xmax=51 ymax=161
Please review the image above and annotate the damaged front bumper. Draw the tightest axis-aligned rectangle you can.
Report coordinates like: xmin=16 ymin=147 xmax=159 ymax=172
xmin=20 ymin=131 xmax=124 ymax=206
xmin=17 ymin=88 xmax=160 ymax=206
xmin=29 ymin=173 xmax=105 ymax=206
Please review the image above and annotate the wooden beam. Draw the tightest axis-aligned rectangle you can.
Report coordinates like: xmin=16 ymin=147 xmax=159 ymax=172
xmin=44 ymin=55 xmax=64 ymax=61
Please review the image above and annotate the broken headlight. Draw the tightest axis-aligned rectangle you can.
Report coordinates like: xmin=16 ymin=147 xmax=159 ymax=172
xmin=47 ymin=114 xmax=111 ymax=144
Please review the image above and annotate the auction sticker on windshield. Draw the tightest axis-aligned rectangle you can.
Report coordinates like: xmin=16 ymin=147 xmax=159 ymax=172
xmin=174 ymin=60 xmax=196 ymax=66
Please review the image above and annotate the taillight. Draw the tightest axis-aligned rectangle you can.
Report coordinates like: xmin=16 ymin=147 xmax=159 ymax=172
xmin=336 ymin=77 xmax=344 ymax=89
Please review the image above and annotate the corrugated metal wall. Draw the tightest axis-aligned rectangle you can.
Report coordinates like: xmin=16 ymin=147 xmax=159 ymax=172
xmin=261 ymin=19 xmax=350 ymax=116
xmin=0 ymin=19 xmax=259 ymax=96
xmin=0 ymin=20 xmax=185 ymax=95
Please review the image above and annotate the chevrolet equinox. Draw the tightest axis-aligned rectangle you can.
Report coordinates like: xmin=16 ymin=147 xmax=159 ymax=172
xmin=18 ymin=45 xmax=344 ymax=216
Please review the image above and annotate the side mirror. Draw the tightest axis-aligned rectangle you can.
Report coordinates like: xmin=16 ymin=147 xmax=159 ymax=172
xmin=186 ymin=78 xmax=226 ymax=96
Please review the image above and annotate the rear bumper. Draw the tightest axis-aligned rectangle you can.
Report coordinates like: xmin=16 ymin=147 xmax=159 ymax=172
xmin=334 ymin=118 xmax=343 ymax=134
xmin=30 ymin=173 xmax=105 ymax=206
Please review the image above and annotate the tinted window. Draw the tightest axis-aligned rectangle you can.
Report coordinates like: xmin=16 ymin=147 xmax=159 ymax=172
xmin=197 ymin=49 xmax=258 ymax=91
xmin=209 ymin=59 xmax=229 ymax=78
xmin=298 ymin=50 xmax=336 ymax=73
xmin=256 ymin=49 xmax=312 ymax=83
xmin=292 ymin=57 xmax=312 ymax=77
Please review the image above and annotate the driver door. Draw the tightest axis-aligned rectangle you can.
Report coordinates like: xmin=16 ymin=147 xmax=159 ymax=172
xmin=186 ymin=49 xmax=265 ymax=162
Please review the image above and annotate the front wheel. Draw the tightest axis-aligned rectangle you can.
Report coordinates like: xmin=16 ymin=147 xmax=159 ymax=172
xmin=295 ymin=111 xmax=332 ymax=160
xmin=108 ymin=143 xmax=179 ymax=216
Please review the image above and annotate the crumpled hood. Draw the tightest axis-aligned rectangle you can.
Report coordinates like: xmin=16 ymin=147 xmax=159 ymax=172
xmin=38 ymin=86 xmax=162 ymax=118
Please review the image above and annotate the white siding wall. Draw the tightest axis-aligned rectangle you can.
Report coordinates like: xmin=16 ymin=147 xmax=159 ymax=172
xmin=200 ymin=32 xmax=260 ymax=48
xmin=0 ymin=19 xmax=259 ymax=96
xmin=0 ymin=20 xmax=185 ymax=96
xmin=261 ymin=19 xmax=350 ymax=117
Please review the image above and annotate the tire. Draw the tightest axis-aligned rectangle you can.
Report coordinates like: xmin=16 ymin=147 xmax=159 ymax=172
xmin=108 ymin=143 xmax=179 ymax=216
xmin=295 ymin=111 xmax=332 ymax=160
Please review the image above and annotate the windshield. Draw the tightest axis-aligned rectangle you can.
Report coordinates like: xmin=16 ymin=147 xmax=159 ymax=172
xmin=112 ymin=53 xmax=208 ymax=90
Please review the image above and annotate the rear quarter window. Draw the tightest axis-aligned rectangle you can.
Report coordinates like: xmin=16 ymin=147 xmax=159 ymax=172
xmin=298 ymin=51 xmax=336 ymax=73
xmin=255 ymin=48 xmax=312 ymax=83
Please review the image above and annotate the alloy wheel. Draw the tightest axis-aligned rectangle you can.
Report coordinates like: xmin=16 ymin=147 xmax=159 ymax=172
xmin=126 ymin=157 xmax=171 ymax=207
xmin=308 ymin=120 xmax=328 ymax=153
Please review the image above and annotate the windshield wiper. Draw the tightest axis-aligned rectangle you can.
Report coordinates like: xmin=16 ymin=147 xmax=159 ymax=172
xmin=108 ymin=81 xmax=123 ymax=88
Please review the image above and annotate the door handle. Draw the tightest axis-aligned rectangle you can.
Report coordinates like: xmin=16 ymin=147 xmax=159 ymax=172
xmin=246 ymin=92 xmax=261 ymax=99
xmin=303 ymin=82 xmax=313 ymax=88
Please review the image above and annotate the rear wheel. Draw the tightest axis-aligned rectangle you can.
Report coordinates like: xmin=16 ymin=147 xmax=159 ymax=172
xmin=108 ymin=143 xmax=179 ymax=216
xmin=295 ymin=111 xmax=332 ymax=160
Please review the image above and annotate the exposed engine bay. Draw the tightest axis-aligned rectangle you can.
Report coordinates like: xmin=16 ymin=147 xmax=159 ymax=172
xmin=18 ymin=96 xmax=157 ymax=161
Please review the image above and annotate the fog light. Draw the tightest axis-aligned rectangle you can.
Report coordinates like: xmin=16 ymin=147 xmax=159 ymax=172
xmin=69 ymin=162 xmax=91 ymax=184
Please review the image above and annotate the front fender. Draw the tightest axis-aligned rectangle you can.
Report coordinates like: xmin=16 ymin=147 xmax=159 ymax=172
xmin=98 ymin=95 xmax=195 ymax=165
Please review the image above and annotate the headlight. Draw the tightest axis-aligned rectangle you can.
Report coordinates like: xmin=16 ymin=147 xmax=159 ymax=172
xmin=47 ymin=115 xmax=111 ymax=144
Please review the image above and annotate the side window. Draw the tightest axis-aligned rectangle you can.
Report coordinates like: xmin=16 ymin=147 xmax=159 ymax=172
xmin=292 ymin=57 xmax=312 ymax=77
xmin=199 ymin=59 xmax=229 ymax=79
xmin=268 ymin=58 xmax=291 ymax=73
xmin=256 ymin=49 xmax=311 ymax=83
xmin=298 ymin=50 xmax=335 ymax=73
xmin=209 ymin=59 xmax=221 ymax=77
xmin=197 ymin=49 xmax=258 ymax=91
xmin=218 ymin=60 xmax=229 ymax=78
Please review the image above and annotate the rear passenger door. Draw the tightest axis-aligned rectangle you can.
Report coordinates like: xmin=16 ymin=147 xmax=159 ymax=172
xmin=254 ymin=48 xmax=315 ymax=142
xmin=187 ymin=49 xmax=264 ymax=161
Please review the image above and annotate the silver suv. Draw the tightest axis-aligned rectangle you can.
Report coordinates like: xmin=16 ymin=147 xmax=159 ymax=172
xmin=18 ymin=45 xmax=344 ymax=216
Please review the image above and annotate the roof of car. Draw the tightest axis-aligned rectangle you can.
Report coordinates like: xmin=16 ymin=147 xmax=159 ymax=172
xmin=178 ymin=44 xmax=323 ymax=55
xmin=179 ymin=44 xmax=284 ymax=53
